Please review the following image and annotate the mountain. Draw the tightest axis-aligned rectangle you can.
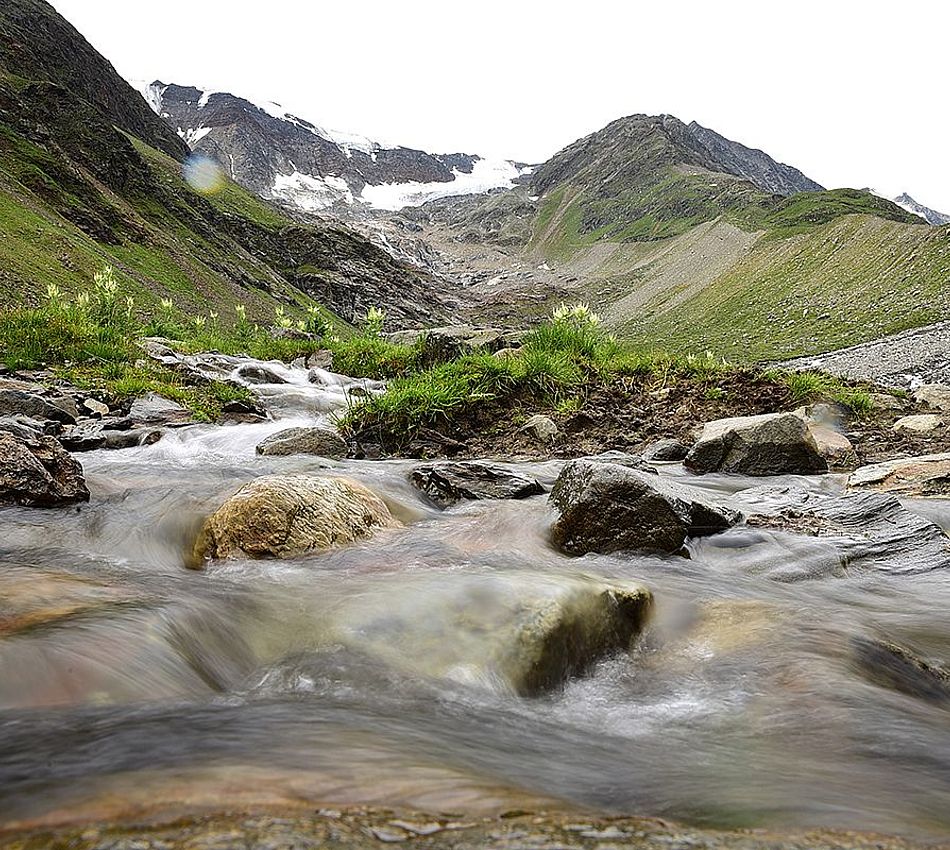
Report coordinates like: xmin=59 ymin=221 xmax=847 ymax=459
xmin=402 ymin=114 xmax=947 ymax=362
xmin=892 ymin=192 xmax=950 ymax=226
xmin=685 ymin=121 xmax=824 ymax=196
xmin=0 ymin=0 xmax=456 ymax=327
xmin=138 ymin=81 xmax=529 ymax=213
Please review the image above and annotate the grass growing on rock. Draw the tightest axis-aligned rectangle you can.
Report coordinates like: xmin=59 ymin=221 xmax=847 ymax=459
xmin=342 ymin=304 xmax=878 ymax=446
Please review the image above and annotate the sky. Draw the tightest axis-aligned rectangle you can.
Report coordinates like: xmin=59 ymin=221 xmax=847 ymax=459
xmin=51 ymin=0 xmax=950 ymax=212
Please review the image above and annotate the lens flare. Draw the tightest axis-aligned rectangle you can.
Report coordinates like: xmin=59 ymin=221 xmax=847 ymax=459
xmin=183 ymin=154 xmax=224 ymax=195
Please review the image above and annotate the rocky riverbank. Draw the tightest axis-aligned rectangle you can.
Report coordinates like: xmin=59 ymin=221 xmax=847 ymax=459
xmin=3 ymin=807 xmax=946 ymax=850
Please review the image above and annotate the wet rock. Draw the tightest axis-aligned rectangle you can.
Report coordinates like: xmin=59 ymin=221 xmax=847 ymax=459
xmin=738 ymin=486 xmax=950 ymax=574
xmin=641 ymin=438 xmax=690 ymax=462
xmin=913 ymin=383 xmax=950 ymax=412
xmin=848 ymin=453 xmax=950 ymax=498
xmin=0 ymin=388 xmax=76 ymax=425
xmin=685 ymin=412 xmax=828 ymax=476
xmin=0 ymin=432 xmax=89 ymax=507
xmin=521 ymin=414 xmax=558 ymax=443
xmin=127 ymin=393 xmax=191 ymax=425
xmin=235 ymin=364 xmax=288 ymax=385
xmin=195 ymin=474 xmax=401 ymax=561
xmin=893 ymin=413 xmax=942 ymax=434
xmin=850 ymin=637 xmax=950 ymax=704
xmin=220 ymin=398 xmax=266 ymax=421
xmin=0 ymin=567 xmax=136 ymax=636
xmin=410 ymin=461 xmax=544 ymax=507
xmin=101 ymin=428 xmax=164 ymax=450
xmin=57 ymin=430 xmax=107 ymax=452
xmin=549 ymin=459 xmax=741 ymax=555
xmin=305 ymin=349 xmax=334 ymax=370
xmin=256 ymin=426 xmax=348 ymax=459
xmin=336 ymin=571 xmax=652 ymax=695
xmin=0 ymin=414 xmax=48 ymax=440
xmin=583 ymin=450 xmax=657 ymax=472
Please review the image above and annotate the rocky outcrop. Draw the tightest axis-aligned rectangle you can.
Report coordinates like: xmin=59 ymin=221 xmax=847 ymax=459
xmin=0 ymin=389 xmax=76 ymax=425
xmin=848 ymin=453 xmax=950 ymax=498
xmin=194 ymin=475 xmax=400 ymax=561
xmin=255 ymin=426 xmax=348 ymax=459
xmin=0 ymin=433 xmax=89 ymax=507
xmin=335 ymin=571 xmax=652 ymax=695
xmin=383 ymin=326 xmax=525 ymax=367
xmin=685 ymin=413 xmax=828 ymax=476
xmin=549 ymin=459 xmax=741 ymax=555
xmin=410 ymin=461 xmax=543 ymax=508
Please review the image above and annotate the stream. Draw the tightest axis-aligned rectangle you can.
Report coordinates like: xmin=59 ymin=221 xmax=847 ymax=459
xmin=1 ymin=357 xmax=949 ymax=838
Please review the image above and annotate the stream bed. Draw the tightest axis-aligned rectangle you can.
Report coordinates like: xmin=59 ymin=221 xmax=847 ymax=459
xmin=1 ymin=358 xmax=949 ymax=839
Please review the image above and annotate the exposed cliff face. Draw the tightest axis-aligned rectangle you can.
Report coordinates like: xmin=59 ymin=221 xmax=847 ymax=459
xmin=0 ymin=0 xmax=188 ymax=161
xmin=686 ymin=121 xmax=824 ymax=196
xmin=140 ymin=81 xmax=527 ymax=213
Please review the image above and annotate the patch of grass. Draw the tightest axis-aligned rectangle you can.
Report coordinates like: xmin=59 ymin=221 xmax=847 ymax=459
xmin=770 ymin=369 xmax=874 ymax=415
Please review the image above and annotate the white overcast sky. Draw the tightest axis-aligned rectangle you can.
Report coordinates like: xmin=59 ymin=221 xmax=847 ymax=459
xmin=51 ymin=0 xmax=950 ymax=211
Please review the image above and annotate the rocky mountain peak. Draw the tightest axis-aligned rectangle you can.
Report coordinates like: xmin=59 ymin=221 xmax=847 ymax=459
xmin=892 ymin=192 xmax=950 ymax=226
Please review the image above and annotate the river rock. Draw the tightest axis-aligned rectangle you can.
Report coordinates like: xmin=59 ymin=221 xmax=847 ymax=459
xmin=0 ymin=415 xmax=47 ymax=440
xmin=549 ymin=459 xmax=741 ymax=555
xmin=235 ymin=364 xmax=288 ymax=385
xmin=848 ymin=453 xmax=950 ymax=498
xmin=685 ymin=412 xmax=828 ymax=476
xmin=913 ymin=383 xmax=950 ymax=412
xmin=808 ymin=424 xmax=855 ymax=462
xmin=82 ymin=398 xmax=110 ymax=418
xmin=128 ymin=393 xmax=191 ymax=425
xmin=739 ymin=486 xmax=950 ymax=574
xmin=521 ymin=414 xmax=558 ymax=443
xmin=101 ymin=428 xmax=164 ymax=450
xmin=335 ymin=571 xmax=652 ymax=695
xmin=195 ymin=474 xmax=401 ymax=561
xmin=641 ymin=438 xmax=691 ymax=462
xmin=410 ymin=461 xmax=544 ymax=508
xmin=0 ymin=389 xmax=76 ymax=425
xmin=255 ymin=426 xmax=347 ymax=459
xmin=893 ymin=414 xmax=943 ymax=434
xmin=0 ymin=432 xmax=89 ymax=507
xmin=850 ymin=637 xmax=950 ymax=704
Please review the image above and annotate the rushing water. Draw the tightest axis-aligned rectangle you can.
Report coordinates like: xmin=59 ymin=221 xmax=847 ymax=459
xmin=1 ymin=358 xmax=949 ymax=837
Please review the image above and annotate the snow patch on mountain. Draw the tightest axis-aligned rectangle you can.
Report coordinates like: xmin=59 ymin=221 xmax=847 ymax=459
xmin=360 ymin=159 xmax=532 ymax=210
xmin=271 ymin=171 xmax=354 ymax=211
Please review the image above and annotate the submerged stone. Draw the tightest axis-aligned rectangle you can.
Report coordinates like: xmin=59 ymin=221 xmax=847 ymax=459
xmin=256 ymin=426 xmax=347 ymax=458
xmin=335 ymin=571 xmax=652 ymax=696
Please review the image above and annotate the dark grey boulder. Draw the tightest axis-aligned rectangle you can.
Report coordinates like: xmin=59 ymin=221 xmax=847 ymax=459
xmin=642 ymin=438 xmax=691 ymax=462
xmin=127 ymin=393 xmax=192 ymax=425
xmin=101 ymin=428 xmax=164 ymax=450
xmin=0 ymin=432 xmax=89 ymax=507
xmin=410 ymin=461 xmax=544 ymax=508
xmin=685 ymin=412 xmax=827 ymax=476
xmin=0 ymin=389 xmax=76 ymax=425
xmin=549 ymin=459 xmax=741 ymax=555
xmin=255 ymin=426 xmax=347 ymax=459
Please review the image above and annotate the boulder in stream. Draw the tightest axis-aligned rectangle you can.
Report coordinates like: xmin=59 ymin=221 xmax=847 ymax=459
xmin=410 ymin=461 xmax=544 ymax=507
xmin=0 ymin=432 xmax=89 ymax=507
xmin=848 ymin=453 xmax=950 ymax=498
xmin=0 ymin=388 xmax=76 ymax=426
xmin=256 ymin=426 xmax=348 ymax=459
xmin=685 ymin=412 xmax=828 ymax=476
xmin=549 ymin=459 xmax=741 ymax=555
xmin=335 ymin=571 xmax=652 ymax=696
xmin=850 ymin=637 xmax=950 ymax=705
xmin=195 ymin=474 xmax=401 ymax=561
